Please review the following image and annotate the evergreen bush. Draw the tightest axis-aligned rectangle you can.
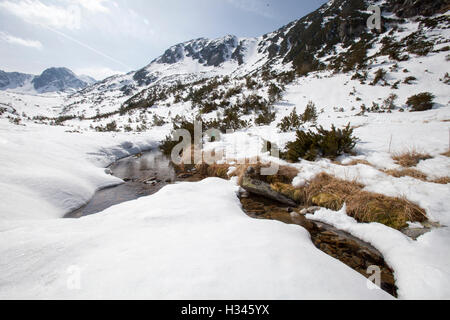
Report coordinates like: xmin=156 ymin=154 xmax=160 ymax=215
xmin=282 ymin=124 xmax=358 ymax=162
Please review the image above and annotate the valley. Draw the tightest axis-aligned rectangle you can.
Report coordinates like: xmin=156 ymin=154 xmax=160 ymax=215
xmin=0 ymin=0 xmax=449 ymax=300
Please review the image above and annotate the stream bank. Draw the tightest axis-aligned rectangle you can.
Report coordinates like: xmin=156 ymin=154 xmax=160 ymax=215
xmin=239 ymin=192 xmax=397 ymax=297
xmin=65 ymin=150 xmax=398 ymax=297
xmin=65 ymin=149 xmax=175 ymax=218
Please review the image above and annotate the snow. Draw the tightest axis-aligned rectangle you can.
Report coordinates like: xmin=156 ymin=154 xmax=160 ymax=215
xmin=0 ymin=90 xmax=66 ymax=119
xmin=0 ymin=120 xmax=396 ymax=300
xmin=0 ymin=120 xmax=163 ymax=221
xmin=0 ymin=178 xmax=392 ymax=300
xmin=0 ymin=119 xmax=395 ymax=300
xmin=307 ymin=206 xmax=450 ymax=300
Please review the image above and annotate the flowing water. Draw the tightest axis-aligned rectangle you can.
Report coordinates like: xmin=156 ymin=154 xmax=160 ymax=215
xmin=65 ymin=149 xmax=175 ymax=218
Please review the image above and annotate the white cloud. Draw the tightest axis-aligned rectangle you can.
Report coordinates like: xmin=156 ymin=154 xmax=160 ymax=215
xmin=0 ymin=0 xmax=82 ymax=30
xmin=0 ymin=31 xmax=42 ymax=49
xmin=74 ymin=67 xmax=123 ymax=81
xmin=1 ymin=0 xmax=156 ymax=40
xmin=225 ymin=0 xmax=277 ymax=19
xmin=76 ymin=0 xmax=110 ymax=13
xmin=0 ymin=0 xmax=111 ymax=30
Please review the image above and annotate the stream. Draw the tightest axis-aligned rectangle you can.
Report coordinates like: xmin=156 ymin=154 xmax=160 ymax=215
xmin=65 ymin=149 xmax=397 ymax=297
xmin=65 ymin=149 xmax=176 ymax=218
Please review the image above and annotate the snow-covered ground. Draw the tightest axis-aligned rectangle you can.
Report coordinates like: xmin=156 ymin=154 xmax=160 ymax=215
xmin=0 ymin=97 xmax=449 ymax=299
xmin=308 ymin=206 xmax=450 ymax=300
xmin=192 ymin=65 xmax=449 ymax=300
xmin=1 ymin=60 xmax=449 ymax=299
xmin=0 ymin=120 xmax=394 ymax=300
xmin=1 ymin=57 xmax=449 ymax=299
xmin=0 ymin=91 xmax=66 ymax=119
xmin=0 ymin=120 xmax=165 ymax=221
xmin=0 ymin=178 xmax=392 ymax=300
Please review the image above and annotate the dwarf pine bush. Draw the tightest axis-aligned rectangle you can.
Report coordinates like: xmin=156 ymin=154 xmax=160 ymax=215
xmin=371 ymin=68 xmax=387 ymax=86
xmin=301 ymin=101 xmax=318 ymax=123
xmin=406 ymin=92 xmax=435 ymax=112
xmin=282 ymin=124 xmax=358 ymax=162
xmin=277 ymin=108 xmax=301 ymax=132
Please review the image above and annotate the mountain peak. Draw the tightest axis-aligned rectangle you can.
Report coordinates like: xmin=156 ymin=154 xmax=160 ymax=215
xmin=0 ymin=67 xmax=96 ymax=93
xmin=152 ymin=34 xmax=240 ymax=67
xmin=32 ymin=67 xmax=90 ymax=93
xmin=0 ymin=70 xmax=33 ymax=91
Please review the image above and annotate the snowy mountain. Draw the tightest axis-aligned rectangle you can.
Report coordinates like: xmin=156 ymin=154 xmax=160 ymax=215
xmin=0 ymin=70 xmax=34 ymax=91
xmin=0 ymin=0 xmax=448 ymax=125
xmin=0 ymin=67 xmax=96 ymax=94
xmin=44 ymin=0 xmax=448 ymax=123
xmin=154 ymin=35 xmax=240 ymax=66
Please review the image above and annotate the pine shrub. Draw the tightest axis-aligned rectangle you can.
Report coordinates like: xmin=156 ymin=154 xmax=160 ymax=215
xmin=301 ymin=101 xmax=318 ymax=123
xmin=255 ymin=109 xmax=276 ymax=126
xmin=383 ymin=94 xmax=398 ymax=110
xmin=282 ymin=124 xmax=358 ymax=162
xmin=277 ymin=108 xmax=301 ymax=132
xmin=268 ymin=83 xmax=284 ymax=103
xmin=406 ymin=92 xmax=435 ymax=112
xmin=371 ymin=68 xmax=387 ymax=86
xmin=403 ymin=76 xmax=417 ymax=84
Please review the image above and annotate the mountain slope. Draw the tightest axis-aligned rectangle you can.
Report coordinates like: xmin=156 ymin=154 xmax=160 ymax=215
xmin=0 ymin=70 xmax=34 ymax=91
xmin=0 ymin=67 xmax=96 ymax=94
xmin=1 ymin=0 xmax=449 ymax=127
xmin=32 ymin=67 xmax=89 ymax=93
xmin=43 ymin=0 xmax=447 ymax=124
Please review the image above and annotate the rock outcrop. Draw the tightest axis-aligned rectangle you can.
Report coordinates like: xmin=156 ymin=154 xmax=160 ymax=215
xmin=240 ymin=175 xmax=297 ymax=207
xmin=386 ymin=0 xmax=450 ymax=18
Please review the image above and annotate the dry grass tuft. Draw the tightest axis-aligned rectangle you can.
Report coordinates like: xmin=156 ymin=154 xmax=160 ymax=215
xmin=384 ymin=168 xmax=428 ymax=181
xmin=303 ymin=173 xmax=427 ymax=229
xmin=345 ymin=193 xmax=427 ymax=229
xmin=431 ymin=177 xmax=450 ymax=184
xmin=305 ymin=173 xmax=364 ymax=205
xmin=266 ymin=165 xmax=299 ymax=184
xmin=392 ymin=149 xmax=432 ymax=167
xmin=235 ymin=167 xmax=427 ymax=229
xmin=441 ymin=150 xmax=450 ymax=157
xmin=195 ymin=163 xmax=230 ymax=179
xmin=384 ymin=168 xmax=450 ymax=184
xmin=230 ymin=162 xmax=262 ymax=185
xmin=339 ymin=159 xmax=373 ymax=167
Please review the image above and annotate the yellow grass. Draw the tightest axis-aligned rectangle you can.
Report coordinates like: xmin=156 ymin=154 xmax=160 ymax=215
xmin=384 ymin=168 xmax=428 ymax=181
xmin=392 ymin=149 xmax=432 ymax=167
xmin=431 ymin=177 xmax=450 ymax=184
xmin=304 ymin=173 xmax=427 ymax=229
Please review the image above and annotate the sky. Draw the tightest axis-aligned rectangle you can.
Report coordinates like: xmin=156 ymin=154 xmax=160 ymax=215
xmin=0 ymin=0 xmax=328 ymax=80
